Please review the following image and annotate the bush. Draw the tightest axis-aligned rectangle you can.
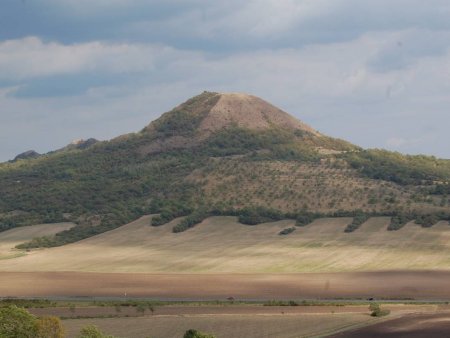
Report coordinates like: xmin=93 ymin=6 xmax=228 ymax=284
xmin=173 ymin=210 xmax=208 ymax=233
xmin=388 ymin=215 xmax=411 ymax=231
xmin=238 ymin=207 xmax=284 ymax=225
xmin=279 ymin=227 xmax=296 ymax=235
xmin=345 ymin=211 xmax=370 ymax=233
xmin=151 ymin=201 xmax=194 ymax=226
xmin=369 ymin=303 xmax=390 ymax=317
xmin=415 ymin=215 xmax=439 ymax=228
xmin=295 ymin=213 xmax=316 ymax=227
xmin=77 ymin=325 xmax=117 ymax=338
xmin=183 ymin=329 xmax=216 ymax=338
xmin=36 ymin=316 xmax=65 ymax=338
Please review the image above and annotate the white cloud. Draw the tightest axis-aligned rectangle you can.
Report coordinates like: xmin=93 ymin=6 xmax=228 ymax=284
xmin=0 ymin=37 xmax=195 ymax=80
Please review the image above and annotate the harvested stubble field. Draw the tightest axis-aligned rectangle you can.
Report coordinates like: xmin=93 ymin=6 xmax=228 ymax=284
xmin=0 ymin=215 xmax=449 ymax=273
xmin=0 ymin=222 xmax=74 ymax=260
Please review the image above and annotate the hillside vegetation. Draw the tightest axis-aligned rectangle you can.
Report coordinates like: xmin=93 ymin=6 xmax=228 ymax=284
xmin=0 ymin=91 xmax=449 ymax=247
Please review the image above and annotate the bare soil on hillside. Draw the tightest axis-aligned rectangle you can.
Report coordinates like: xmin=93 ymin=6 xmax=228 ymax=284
xmin=1 ymin=271 xmax=450 ymax=300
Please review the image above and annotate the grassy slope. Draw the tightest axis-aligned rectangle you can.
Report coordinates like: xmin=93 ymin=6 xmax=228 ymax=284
xmin=0 ymin=216 xmax=449 ymax=273
xmin=0 ymin=222 xmax=74 ymax=260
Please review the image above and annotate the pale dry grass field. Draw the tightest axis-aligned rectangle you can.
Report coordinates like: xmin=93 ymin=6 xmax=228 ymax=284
xmin=0 ymin=222 xmax=74 ymax=260
xmin=0 ymin=216 xmax=449 ymax=273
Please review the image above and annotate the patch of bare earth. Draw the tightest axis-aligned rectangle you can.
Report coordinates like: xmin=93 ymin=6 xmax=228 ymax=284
xmin=199 ymin=93 xmax=320 ymax=135
xmin=327 ymin=312 xmax=450 ymax=338
xmin=1 ymin=271 xmax=450 ymax=300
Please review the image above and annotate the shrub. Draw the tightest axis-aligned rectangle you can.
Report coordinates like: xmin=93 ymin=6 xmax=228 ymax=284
xmin=388 ymin=215 xmax=411 ymax=231
xmin=136 ymin=304 xmax=146 ymax=314
xmin=295 ymin=213 xmax=316 ymax=227
xmin=183 ymin=329 xmax=216 ymax=338
xmin=238 ymin=207 xmax=284 ymax=225
xmin=415 ymin=215 xmax=439 ymax=228
xmin=369 ymin=303 xmax=390 ymax=317
xmin=345 ymin=211 xmax=370 ymax=233
xmin=36 ymin=316 xmax=65 ymax=338
xmin=279 ymin=227 xmax=296 ymax=235
xmin=173 ymin=210 xmax=208 ymax=233
xmin=77 ymin=325 xmax=117 ymax=338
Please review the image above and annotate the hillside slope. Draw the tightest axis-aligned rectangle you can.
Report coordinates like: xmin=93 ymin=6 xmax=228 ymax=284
xmin=0 ymin=91 xmax=449 ymax=246
xmin=1 ymin=216 xmax=449 ymax=273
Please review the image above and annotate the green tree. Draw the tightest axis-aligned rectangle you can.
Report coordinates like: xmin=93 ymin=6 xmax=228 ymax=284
xmin=0 ymin=305 xmax=38 ymax=338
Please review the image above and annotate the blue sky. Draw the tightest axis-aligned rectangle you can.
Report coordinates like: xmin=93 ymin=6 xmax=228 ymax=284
xmin=1 ymin=0 xmax=450 ymax=161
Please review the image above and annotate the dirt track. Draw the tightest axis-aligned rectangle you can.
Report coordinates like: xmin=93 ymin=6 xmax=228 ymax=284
xmin=1 ymin=271 xmax=450 ymax=300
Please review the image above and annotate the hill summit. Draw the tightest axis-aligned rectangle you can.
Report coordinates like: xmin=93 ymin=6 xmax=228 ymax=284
xmin=149 ymin=91 xmax=320 ymax=135
xmin=139 ymin=91 xmax=352 ymax=155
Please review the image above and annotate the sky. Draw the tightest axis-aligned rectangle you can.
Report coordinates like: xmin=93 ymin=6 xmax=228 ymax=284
xmin=1 ymin=0 xmax=450 ymax=161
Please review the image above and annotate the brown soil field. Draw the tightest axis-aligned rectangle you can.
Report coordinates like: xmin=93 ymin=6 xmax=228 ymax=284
xmin=62 ymin=313 xmax=375 ymax=338
xmin=1 ymin=271 xmax=450 ymax=300
xmin=328 ymin=312 xmax=450 ymax=338
xmin=58 ymin=305 xmax=447 ymax=338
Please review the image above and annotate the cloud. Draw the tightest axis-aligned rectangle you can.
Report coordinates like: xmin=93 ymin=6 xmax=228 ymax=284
xmin=0 ymin=37 xmax=197 ymax=80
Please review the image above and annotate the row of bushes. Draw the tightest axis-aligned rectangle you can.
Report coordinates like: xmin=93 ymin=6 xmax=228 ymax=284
xmin=16 ymin=209 xmax=142 ymax=249
xmin=345 ymin=212 xmax=370 ymax=233
xmin=151 ymin=201 xmax=194 ymax=226
xmin=150 ymin=204 xmax=450 ymax=234
xmin=238 ymin=207 xmax=285 ymax=225
xmin=387 ymin=214 xmax=413 ymax=231
xmin=173 ymin=210 xmax=209 ymax=233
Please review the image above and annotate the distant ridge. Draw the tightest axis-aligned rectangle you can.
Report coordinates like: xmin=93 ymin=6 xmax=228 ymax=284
xmin=13 ymin=150 xmax=40 ymax=162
